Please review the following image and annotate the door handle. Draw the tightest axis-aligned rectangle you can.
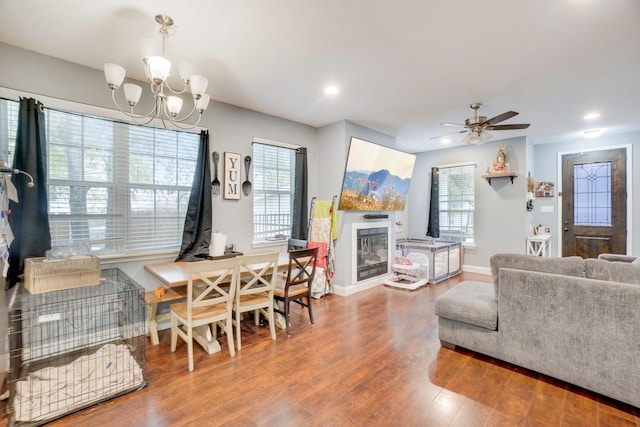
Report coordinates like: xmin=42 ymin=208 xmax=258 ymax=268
xmin=564 ymin=228 xmax=569 ymax=232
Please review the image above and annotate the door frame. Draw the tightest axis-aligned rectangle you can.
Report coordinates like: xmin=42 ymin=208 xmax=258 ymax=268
xmin=556 ymin=144 xmax=633 ymax=257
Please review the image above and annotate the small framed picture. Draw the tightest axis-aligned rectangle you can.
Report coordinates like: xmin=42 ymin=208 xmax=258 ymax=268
xmin=223 ymin=152 xmax=241 ymax=200
xmin=535 ymin=181 xmax=554 ymax=197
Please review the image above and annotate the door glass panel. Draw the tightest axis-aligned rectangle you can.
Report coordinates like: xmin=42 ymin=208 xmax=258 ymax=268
xmin=573 ymin=161 xmax=611 ymax=226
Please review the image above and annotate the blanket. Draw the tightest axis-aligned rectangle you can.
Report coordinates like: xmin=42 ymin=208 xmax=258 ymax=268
xmin=12 ymin=343 xmax=145 ymax=422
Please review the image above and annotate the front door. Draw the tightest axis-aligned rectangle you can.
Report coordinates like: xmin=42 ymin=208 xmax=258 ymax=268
xmin=561 ymin=147 xmax=627 ymax=258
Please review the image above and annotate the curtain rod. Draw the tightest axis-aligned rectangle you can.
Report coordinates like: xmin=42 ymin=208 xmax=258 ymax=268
xmin=0 ymin=86 xmax=205 ymax=134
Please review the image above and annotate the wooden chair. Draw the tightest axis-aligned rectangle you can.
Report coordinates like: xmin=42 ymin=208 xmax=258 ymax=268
xmin=234 ymin=252 xmax=280 ymax=350
xmin=287 ymin=238 xmax=307 ymax=251
xmin=274 ymin=247 xmax=318 ymax=336
xmin=170 ymin=257 xmax=239 ymax=371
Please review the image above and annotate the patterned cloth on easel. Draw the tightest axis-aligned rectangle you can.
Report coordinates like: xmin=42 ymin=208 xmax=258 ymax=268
xmin=308 ymin=217 xmax=334 ymax=280
xmin=312 ymin=199 xmax=338 ymax=240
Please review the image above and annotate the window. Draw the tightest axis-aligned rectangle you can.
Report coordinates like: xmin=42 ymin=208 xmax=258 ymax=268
xmin=573 ymin=161 xmax=612 ymax=226
xmin=438 ymin=164 xmax=475 ymax=244
xmin=252 ymin=141 xmax=296 ymax=242
xmin=0 ymin=98 xmax=199 ymax=256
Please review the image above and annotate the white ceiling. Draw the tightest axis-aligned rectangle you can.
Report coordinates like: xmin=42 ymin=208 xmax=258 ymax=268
xmin=1 ymin=0 xmax=639 ymax=153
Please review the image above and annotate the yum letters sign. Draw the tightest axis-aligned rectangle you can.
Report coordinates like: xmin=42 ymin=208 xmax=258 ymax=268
xmin=223 ymin=152 xmax=242 ymax=200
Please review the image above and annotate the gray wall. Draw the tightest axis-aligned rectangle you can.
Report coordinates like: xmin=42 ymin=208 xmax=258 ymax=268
xmin=532 ymin=132 xmax=640 ymax=256
xmin=408 ymin=137 xmax=528 ymax=270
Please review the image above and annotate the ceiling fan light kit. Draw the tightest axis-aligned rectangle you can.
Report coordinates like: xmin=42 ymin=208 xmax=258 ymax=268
xmin=431 ymin=103 xmax=530 ymax=145
xmin=463 ymin=129 xmax=492 ymax=145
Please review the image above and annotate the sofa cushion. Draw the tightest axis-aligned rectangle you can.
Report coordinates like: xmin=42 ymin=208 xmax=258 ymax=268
xmin=435 ymin=281 xmax=497 ymax=330
xmin=598 ymin=253 xmax=638 ymax=263
xmin=490 ymin=254 xmax=585 ymax=299
xmin=609 ymin=262 xmax=640 ymax=285
xmin=585 ymin=258 xmax=611 ymax=281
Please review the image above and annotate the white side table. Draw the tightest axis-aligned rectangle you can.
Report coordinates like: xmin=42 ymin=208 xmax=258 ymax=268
xmin=526 ymin=234 xmax=551 ymax=257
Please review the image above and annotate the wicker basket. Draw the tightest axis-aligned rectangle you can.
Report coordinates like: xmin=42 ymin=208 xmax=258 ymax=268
xmin=24 ymin=256 xmax=101 ymax=294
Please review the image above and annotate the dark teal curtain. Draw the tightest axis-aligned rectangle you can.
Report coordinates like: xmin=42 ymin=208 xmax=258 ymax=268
xmin=176 ymin=130 xmax=212 ymax=261
xmin=291 ymin=147 xmax=308 ymax=240
xmin=7 ymin=98 xmax=51 ymax=287
xmin=426 ymin=167 xmax=440 ymax=238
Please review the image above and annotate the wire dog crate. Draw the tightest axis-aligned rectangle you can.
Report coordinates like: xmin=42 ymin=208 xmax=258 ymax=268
xmin=6 ymin=268 xmax=147 ymax=426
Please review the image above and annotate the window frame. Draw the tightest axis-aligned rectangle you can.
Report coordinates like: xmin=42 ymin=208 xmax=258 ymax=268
xmin=436 ymin=162 xmax=476 ymax=245
xmin=251 ymin=137 xmax=298 ymax=243
xmin=0 ymin=88 xmax=202 ymax=259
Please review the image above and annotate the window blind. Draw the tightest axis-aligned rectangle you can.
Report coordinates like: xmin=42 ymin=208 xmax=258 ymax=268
xmin=252 ymin=142 xmax=295 ymax=241
xmin=1 ymin=98 xmax=199 ymax=256
xmin=438 ymin=164 xmax=475 ymax=243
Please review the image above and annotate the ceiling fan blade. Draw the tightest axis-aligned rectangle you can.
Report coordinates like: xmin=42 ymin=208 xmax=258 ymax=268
xmin=482 ymin=111 xmax=519 ymax=126
xmin=440 ymin=122 xmax=466 ymax=127
xmin=485 ymin=124 xmax=531 ymax=130
xmin=429 ymin=130 xmax=468 ymax=140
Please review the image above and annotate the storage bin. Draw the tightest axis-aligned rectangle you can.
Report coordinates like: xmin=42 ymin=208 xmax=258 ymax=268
xmin=24 ymin=256 xmax=101 ymax=294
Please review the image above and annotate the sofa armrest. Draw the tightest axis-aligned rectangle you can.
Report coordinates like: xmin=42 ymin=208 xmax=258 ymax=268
xmin=598 ymin=253 xmax=637 ymax=263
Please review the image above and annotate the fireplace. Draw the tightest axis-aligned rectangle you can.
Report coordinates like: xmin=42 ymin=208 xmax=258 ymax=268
xmin=352 ymin=222 xmax=392 ymax=284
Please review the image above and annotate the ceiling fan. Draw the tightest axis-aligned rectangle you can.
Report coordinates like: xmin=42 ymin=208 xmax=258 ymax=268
xmin=431 ymin=103 xmax=530 ymax=145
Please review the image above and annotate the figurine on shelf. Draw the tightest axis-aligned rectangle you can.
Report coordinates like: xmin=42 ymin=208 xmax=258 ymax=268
xmin=492 ymin=144 xmax=508 ymax=173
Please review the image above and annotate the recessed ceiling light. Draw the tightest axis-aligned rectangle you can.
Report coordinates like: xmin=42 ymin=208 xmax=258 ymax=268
xmin=583 ymin=129 xmax=602 ymax=138
xmin=441 ymin=138 xmax=451 ymax=144
xmin=324 ymin=86 xmax=339 ymax=95
xmin=584 ymin=112 xmax=600 ymax=120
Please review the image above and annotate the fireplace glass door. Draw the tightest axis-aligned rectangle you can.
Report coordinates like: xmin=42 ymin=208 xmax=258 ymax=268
xmin=356 ymin=226 xmax=388 ymax=282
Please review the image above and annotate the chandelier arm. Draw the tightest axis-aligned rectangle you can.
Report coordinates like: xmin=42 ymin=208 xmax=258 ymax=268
xmin=161 ymin=112 xmax=203 ymax=130
xmin=128 ymin=113 xmax=159 ymax=127
xmin=110 ymin=90 xmax=159 ymax=121
xmin=163 ymin=79 xmax=189 ymax=95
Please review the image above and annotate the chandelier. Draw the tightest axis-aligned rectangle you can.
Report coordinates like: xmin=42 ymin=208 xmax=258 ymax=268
xmin=104 ymin=14 xmax=210 ymax=129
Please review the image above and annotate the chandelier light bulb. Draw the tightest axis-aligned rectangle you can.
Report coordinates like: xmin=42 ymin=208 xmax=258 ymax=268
xmin=124 ymin=83 xmax=142 ymax=106
xmin=104 ymin=63 xmax=126 ymax=90
xmin=166 ymin=96 xmax=184 ymax=117
xmin=189 ymin=75 xmax=208 ymax=99
xmin=146 ymin=56 xmax=171 ymax=84
xmin=196 ymin=93 xmax=211 ymax=113
xmin=179 ymin=63 xmax=194 ymax=84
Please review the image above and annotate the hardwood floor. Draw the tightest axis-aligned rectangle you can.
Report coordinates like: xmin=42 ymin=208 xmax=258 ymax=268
xmin=2 ymin=272 xmax=638 ymax=426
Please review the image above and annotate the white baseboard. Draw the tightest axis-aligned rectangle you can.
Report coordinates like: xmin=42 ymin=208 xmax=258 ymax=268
xmin=332 ymin=273 xmax=392 ymax=297
xmin=462 ymin=264 xmax=491 ymax=275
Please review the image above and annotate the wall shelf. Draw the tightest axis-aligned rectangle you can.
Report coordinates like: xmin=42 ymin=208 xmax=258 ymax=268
xmin=482 ymin=172 xmax=518 ymax=185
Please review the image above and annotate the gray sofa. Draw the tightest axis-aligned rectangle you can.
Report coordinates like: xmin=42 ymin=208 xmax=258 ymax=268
xmin=435 ymin=253 xmax=640 ymax=408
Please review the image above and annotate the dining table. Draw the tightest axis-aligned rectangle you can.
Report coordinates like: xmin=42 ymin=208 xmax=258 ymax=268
xmin=143 ymin=252 xmax=292 ymax=352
